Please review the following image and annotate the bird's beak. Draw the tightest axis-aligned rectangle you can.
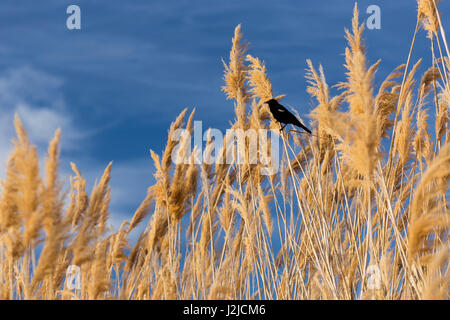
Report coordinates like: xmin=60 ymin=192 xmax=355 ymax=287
xmin=264 ymin=100 xmax=270 ymax=104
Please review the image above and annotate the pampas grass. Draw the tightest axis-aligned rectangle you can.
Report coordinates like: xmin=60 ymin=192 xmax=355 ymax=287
xmin=0 ymin=2 xmax=448 ymax=300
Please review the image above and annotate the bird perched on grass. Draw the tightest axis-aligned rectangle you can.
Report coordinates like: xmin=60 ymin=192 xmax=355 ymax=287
xmin=265 ymin=99 xmax=311 ymax=134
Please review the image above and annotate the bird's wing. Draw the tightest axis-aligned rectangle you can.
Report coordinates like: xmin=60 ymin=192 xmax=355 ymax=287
xmin=276 ymin=105 xmax=288 ymax=113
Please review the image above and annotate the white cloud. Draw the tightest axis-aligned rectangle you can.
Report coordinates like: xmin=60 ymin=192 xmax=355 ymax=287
xmin=0 ymin=66 xmax=82 ymax=172
xmin=15 ymin=102 xmax=73 ymax=144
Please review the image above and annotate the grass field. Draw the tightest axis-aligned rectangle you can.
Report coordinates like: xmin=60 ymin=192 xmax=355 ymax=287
xmin=0 ymin=2 xmax=448 ymax=299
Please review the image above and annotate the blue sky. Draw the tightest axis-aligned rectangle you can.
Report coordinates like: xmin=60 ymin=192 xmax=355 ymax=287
xmin=0 ymin=0 xmax=448 ymax=232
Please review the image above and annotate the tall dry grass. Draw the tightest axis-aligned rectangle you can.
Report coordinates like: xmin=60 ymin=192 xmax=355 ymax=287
xmin=0 ymin=1 xmax=448 ymax=299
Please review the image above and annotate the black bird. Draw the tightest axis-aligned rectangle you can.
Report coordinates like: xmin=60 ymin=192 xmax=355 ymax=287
xmin=265 ymin=99 xmax=311 ymax=134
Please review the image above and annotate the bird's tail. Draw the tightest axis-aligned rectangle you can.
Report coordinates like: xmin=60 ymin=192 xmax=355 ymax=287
xmin=293 ymin=119 xmax=312 ymax=134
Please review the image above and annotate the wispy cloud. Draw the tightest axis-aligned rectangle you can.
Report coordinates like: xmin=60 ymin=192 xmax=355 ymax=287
xmin=0 ymin=66 xmax=84 ymax=169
